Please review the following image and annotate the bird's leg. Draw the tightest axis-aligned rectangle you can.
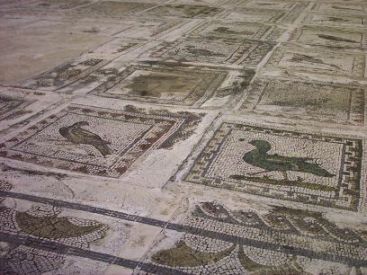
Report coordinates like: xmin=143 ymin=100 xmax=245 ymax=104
xmin=282 ymin=171 xmax=289 ymax=181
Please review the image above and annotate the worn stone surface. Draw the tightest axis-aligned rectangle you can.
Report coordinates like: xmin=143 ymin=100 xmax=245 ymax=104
xmin=0 ymin=0 xmax=366 ymax=274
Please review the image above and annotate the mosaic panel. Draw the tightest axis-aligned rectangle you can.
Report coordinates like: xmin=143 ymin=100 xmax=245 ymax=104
xmin=140 ymin=202 xmax=367 ymax=274
xmin=264 ymin=44 xmax=366 ymax=81
xmin=143 ymin=4 xmax=222 ymax=18
xmin=21 ymin=39 xmax=141 ymax=91
xmin=115 ymin=18 xmax=183 ymax=39
xmin=220 ymin=3 xmax=307 ymax=24
xmin=290 ymin=26 xmax=367 ymax=49
xmin=185 ymin=123 xmax=363 ymax=211
xmin=89 ymin=62 xmax=254 ymax=106
xmin=74 ymin=1 xmax=156 ymax=17
xmin=241 ymin=79 xmax=366 ymax=125
xmin=304 ymin=13 xmax=367 ymax=28
xmin=0 ymin=182 xmax=108 ymax=274
xmin=149 ymin=37 xmax=274 ymax=67
xmin=311 ymin=3 xmax=367 ymax=16
xmin=0 ymin=96 xmax=33 ymax=121
xmin=244 ymin=0 xmax=308 ymax=10
xmin=189 ymin=21 xmax=286 ymax=42
xmin=0 ymin=105 xmax=203 ymax=178
xmin=29 ymin=0 xmax=91 ymax=10
xmin=22 ymin=58 xmax=108 ymax=91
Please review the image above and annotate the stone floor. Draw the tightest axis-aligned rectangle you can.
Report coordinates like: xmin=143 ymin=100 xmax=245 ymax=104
xmin=0 ymin=0 xmax=366 ymax=274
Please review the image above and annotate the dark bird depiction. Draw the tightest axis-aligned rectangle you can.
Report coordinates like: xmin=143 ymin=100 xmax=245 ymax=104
xmin=243 ymin=139 xmax=335 ymax=180
xmin=59 ymin=121 xmax=112 ymax=157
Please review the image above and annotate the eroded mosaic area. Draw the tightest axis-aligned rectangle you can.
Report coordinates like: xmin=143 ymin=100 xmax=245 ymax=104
xmin=241 ymin=79 xmax=366 ymax=125
xmin=189 ymin=21 xmax=285 ymax=42
xmin=264 ymin=44 xmax=366 ymax=81
xmin=74 ymin=1 xmax=156 ymax=17
xmin=0 ymin=105 xmax=203 ymax=177
xmin=185 ymin=123 xmax=363 ymax=211
xmin=219 ymin=3 xmax=307 ymax=24
xmin=140 ymin=202 xmax=367 ymax=274
xmin=0 ymin=96 xmax=32 ymax=121
xmin=89 ymin=62 xmax=254 ymax=106
xmin=149 ymin=37 xmax=274 ymax=67
xmin=290 ymin=26 xmax=367 ymax=49
xmin=143 ymin=4 xmax=222 ymax=18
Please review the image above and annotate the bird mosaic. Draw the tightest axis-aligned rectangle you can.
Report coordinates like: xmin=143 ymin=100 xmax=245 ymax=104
xmin=59 ymin=121 xmax=112 ymax=157
xmin=242 ymin=139 xmax=335 ymax=180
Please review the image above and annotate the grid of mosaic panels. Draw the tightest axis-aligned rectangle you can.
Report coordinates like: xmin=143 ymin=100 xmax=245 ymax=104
xmin=0 ymin=0 xmax=366 ymax=274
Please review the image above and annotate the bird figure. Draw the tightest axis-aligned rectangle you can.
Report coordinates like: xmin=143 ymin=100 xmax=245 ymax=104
xmin=242 ymin=139 xmax=335 ymax=180
xmin=59 ymin=121 xmax=112 ymax=157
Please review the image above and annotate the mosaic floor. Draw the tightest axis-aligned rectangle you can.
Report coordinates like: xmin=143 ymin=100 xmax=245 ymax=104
xmin=0 ymin=0 xmax=366 ymax=274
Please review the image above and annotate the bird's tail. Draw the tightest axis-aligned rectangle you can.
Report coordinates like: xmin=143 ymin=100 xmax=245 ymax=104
xmin=303 ymin=162 xmax=335 ymax=178
xmin=95 ymin=144 xmax=112 ymax=157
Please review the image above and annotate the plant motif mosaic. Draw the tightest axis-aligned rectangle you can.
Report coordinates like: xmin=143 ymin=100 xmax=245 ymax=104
xmin=140 ymin=202 xmax=367 ymax=274
xmin=0 ymin=96 xmax=33 ymax=122
xmin=189 ymin=21 xmax=285 ymax=42
xmin=290 ymin=26 xmax=367 ymax=49
xmin=88 ymin=62 xmax=254 ymax=106
xmin=240 ymin=79 xmax=366 ymax=125
xmin=0 ymin=105 xmax=203 ymax=178
xmin=264 ymin=44 xmax=366 ymax=81
xmin=149 ymin=37 xmax=274 ymax=67
xmin=143 ymin=4 xmax=222 ymax=18
xmin=185 ymin=123 xmax=363 ymax=211
xmin=74 ymin=1 xmax=156 ymax=17
xmin=0 ymin=181 xmax=108 ymax=274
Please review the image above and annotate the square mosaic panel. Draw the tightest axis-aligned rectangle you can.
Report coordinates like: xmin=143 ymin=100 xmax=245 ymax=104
xmin=265 ymin=44 xmax=366 ymax=81
xmin=89 ymin=63 xmax=254 ymax=106
xmin=189 ymin=21 xmax=285 ymax=42
xmin=220 ymin=4 xmax=306 ymax=24
xmin=149 ymin=37 xmax=274 ymax=67
xmin=21 ymin=40 xmax=141 ymax=91
xmin=244 ymin=0 xmax=308 ymax=10
xmin=143 ymin=4 xmax=222 ymax=18
xmin=21 ymin=58 xmax=108 ymax=91
xmin=29 ymin=0 xmax=90 ymax=10
xmin=185 ymin=123 xmax=363 ymax=211
xmin=240 ymin=79 xmax=366 ymax=125
xmin=74 ymin=1 xmax=155 ymax=17
xmin=0 ymin=105 xmax=202 ymax=178
xmin=290 ymin=26 xmax=367 ymax=49
xmin=0 ymin=96 xmax=33 ymax=121
xmin=115 ymin=19 xmax=183 ymax=39
xmin=304 ymin=13 xmax=367 ymax=28
xmin=311 ymin=3 xmax=367 ymax=16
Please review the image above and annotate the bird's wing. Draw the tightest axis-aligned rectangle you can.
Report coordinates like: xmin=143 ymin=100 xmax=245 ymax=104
xmin=77 ymin=128 xmax=109 ymax=144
